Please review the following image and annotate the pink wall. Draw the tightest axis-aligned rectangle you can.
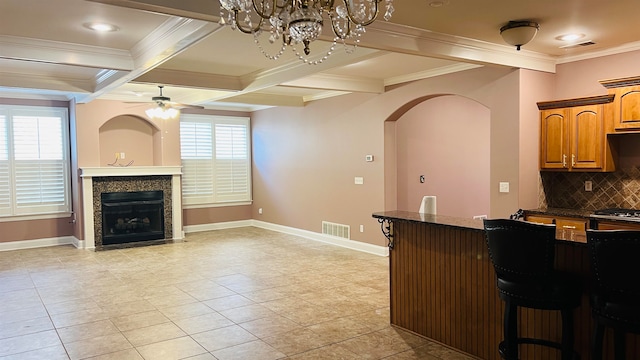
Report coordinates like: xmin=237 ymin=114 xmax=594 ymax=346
xmin=555 ymin=51 xmax=640 ymax=99
xmin=183 ymin=206 xmax=252 ymax=226
xmin=252 ymin=66 xmax=524 ymax=247
xmin=519 ymin=70 xmax=555 ymax=209
xmin=98 ymin=115 xmax=158 ymax=166
xmin=75 ymin=100 xmax=181 ymax=167
xmin=395 ymin=95 xmax=490 ymax=217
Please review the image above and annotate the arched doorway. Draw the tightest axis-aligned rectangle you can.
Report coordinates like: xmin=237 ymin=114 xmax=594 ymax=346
xmin=386 ymin=94 xmax=491 ymax=218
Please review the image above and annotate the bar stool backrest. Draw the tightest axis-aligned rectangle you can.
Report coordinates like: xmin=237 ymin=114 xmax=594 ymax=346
xmin=483 ymin=219 xmax=557 ymax=283
xmin=587 ymin=230 xmax=640 ymax=303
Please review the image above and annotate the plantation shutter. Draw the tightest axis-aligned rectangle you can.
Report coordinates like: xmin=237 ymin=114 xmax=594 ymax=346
xmin=180 ymin=121 xmax=214 ymax=204
xmin=0 ymin=114 xmax=10 ymax=216
xmin=180 ymin=115 xmax=251 ymax=205
xmin=12 ymin=113 xmax=68 ymax=214
xmin=215 ymin=123 xmax=250 ymax=202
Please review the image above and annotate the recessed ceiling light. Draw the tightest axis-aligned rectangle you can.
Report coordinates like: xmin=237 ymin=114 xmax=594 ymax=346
xmin=83 ymin=22 xmax=119 ymax=32
xmin=556 ymin=33 xmax=585 ymax=42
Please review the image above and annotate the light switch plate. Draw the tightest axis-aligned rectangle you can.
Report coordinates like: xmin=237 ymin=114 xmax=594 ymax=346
xmin=499 ymin=182 xmax=509 ymax=193
xmin=354 ymin=177 xmax=364 ymax=185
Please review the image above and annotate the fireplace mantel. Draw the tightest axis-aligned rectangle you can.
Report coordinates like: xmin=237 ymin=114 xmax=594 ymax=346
xmin=80 ymin=166 xmax=182 ymax=178
xmin=79 ymin=166 xmax=183 ymax=249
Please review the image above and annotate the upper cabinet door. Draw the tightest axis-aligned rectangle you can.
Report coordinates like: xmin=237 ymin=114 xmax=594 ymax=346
xmin=614 ymin=86 xmax=640 ymax=130
xmin=540 ymin=109 xmax=569 ymax=170
xmin=571 ymin=105 xmax=603 ymax=169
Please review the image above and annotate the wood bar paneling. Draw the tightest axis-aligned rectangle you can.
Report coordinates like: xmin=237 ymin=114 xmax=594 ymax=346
xmin=388 ymin=220 xmax=640 ymax=360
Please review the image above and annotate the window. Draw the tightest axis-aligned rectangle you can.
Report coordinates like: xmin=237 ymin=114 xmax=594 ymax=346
xmin=180 ymin=114 xmax=251 ymax=205
xmin=0 ymin=105 xmax=70 ymax=217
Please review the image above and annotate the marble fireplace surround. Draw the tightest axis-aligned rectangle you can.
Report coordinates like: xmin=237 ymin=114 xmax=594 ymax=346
xmin=80 ymin=167 xmax=183 ymax=250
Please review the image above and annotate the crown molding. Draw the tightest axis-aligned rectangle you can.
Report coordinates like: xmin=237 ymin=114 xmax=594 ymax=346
xmin=556 ymin=40 xmax=640 ymax=65
xmin=362 ymin=21 xmax=557 ymax=73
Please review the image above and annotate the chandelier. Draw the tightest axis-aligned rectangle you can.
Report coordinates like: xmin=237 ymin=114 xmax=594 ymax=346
xmin=218 ymin=0 xmax=395 ymax=65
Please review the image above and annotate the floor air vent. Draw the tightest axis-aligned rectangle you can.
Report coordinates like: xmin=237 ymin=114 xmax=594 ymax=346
xmin=322 ymin=221 xmax=351 ymax=239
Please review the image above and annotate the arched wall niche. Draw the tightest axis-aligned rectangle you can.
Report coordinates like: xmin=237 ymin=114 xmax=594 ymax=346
xmin=384 ymin=94 xmax=491 ymax=218
xmin=98 ymin=114 xmax=161 ymax=166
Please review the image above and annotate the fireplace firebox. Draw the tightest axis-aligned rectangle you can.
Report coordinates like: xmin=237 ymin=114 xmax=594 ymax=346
xmin=101 ymin=190 xmax=165 ymax=245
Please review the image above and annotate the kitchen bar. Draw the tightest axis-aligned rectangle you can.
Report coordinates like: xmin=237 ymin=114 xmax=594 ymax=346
xmin=372 ymin=210 xmax=638 ymax=360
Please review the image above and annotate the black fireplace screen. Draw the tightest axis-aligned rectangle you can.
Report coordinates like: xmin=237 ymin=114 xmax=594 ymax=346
xmin=101 ymin=190 xmax=165 ymax=245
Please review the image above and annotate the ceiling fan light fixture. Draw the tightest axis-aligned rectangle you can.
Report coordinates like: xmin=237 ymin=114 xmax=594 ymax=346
xmin=500 ymin=20 xmax=539 ymax=51
xmin=145 ymin=106 xmax=179 ymax=120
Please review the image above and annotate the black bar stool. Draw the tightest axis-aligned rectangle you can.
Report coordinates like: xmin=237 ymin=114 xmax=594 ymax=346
xmin=586 ymin=230 xmax=640 ymax=360
xmin=484 ymin=219 xmax=582 ymax=360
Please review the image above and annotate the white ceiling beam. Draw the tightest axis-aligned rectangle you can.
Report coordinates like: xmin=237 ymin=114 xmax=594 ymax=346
xmin=0 ymin=71 xmax=94 ymax=93
xmin=240 ymin=49 xmax=385 ymax=93
xmin=217 ymin=92 xmax=305 ymax=107
xmin=87 ymin=0 xmax=220 ymax=22
xmin=132 ymin=68 xmax=243 ymax=91
xmin=0 ymin=35 xmax=134 ymax=71
xmin=361 ymin=21 xmax=557 ymax=73
xmin=281 ymin=73 xmax=384 ymax=93
xmin=78 ymin=17 xmax=221 ymax=102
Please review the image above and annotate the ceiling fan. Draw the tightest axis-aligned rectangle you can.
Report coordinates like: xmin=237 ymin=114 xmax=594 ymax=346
xmin=144 ymin=85 xmax=204 ymax=110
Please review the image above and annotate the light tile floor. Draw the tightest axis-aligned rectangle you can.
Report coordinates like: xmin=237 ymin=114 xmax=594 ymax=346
xmin=0 ymin=227 xmax=476 ymax=360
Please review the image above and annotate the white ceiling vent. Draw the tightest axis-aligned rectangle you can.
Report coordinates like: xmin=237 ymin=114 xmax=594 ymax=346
xmin=560 ymin=41 xmax=596 ymax=49
xmin=322 ymin=221 xmax=351 ymax=239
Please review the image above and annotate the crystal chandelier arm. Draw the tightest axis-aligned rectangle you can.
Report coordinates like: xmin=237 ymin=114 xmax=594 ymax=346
xmin=331 ymin=16 xmax=351 ymax=39
xmin=251 ymin=0 xmax=279 ymax=19
xmin=341 ymin=0 xmax=380 ymax=26
xmin=233 ymin=9 xmax=264 ymax=33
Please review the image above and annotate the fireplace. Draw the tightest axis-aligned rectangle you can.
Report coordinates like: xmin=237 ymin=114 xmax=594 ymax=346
xmin=101 ymin=190 xmax=165 ymax=245
xmin=79 ymin=166 xmax=183 ymax=250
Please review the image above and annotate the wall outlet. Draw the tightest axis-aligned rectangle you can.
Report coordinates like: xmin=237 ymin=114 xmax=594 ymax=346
xmin=120 ymin=152 xmax=125 ymax=159
xmin=585 ymin=180 xmax=593 ymax=192
xmin=365 ymin=155 xmax=374 ymax=162
xmin=258 ymin=208 xmax=263 ymax=214
xmin=359 ymin=224 xmax=364 ymax=232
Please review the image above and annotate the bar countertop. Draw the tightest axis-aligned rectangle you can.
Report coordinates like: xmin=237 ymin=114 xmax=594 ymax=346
xmin=372 ymin=210 xmax=586 ymax=244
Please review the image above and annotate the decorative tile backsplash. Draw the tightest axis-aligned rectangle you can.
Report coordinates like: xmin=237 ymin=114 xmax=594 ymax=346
xmin=540 ymin=167 xmax=640 ymax=210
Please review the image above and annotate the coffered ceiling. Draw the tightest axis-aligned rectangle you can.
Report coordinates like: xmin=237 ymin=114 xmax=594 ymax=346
xmin=1 ymin=0 xmax=639 ymax=111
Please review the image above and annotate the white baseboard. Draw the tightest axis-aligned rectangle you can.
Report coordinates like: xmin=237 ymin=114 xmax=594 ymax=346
xmin=1 ymin=220 xmax=389 ymax=257
xmin=0 ymin=236 xmax=78 ymax=252
xmin=251 ymin=220 xmax=388 ymax=257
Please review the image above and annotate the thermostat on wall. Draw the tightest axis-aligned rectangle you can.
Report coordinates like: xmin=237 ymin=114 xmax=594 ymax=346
xmin=365 ymin=154 xmax=374 ymax=162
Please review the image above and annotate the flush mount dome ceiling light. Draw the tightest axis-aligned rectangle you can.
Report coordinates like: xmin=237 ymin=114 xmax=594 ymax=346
xmin=500 ymin=20 xmax=539 ymax=51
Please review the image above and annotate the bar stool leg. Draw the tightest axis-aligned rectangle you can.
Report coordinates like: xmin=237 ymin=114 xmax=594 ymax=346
xmin=592 ymin=322 xmax=604 ymax=360
xmin=560 ymin=309 xmax=574 ymax=360
xmin=503 ymin=300 xmax=518 ymax=360
xmin=613 ymin=329 xmax=625 ymax=360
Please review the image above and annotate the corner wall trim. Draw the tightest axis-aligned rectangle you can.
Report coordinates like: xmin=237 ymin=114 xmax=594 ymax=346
xmin=0 ymin=236 xmax=78 ymax=252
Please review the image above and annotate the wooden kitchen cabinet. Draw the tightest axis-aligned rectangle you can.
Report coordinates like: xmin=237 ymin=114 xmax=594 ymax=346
xmin=600 ymin=76 xmax=640 ymax=131
xmin=525 ymin=214 xmax=588 ymax=231
xmin=537 ymin=95 xmax=616 ymax=171
xmin=595 ymin=220 xmax=640 ymax=230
